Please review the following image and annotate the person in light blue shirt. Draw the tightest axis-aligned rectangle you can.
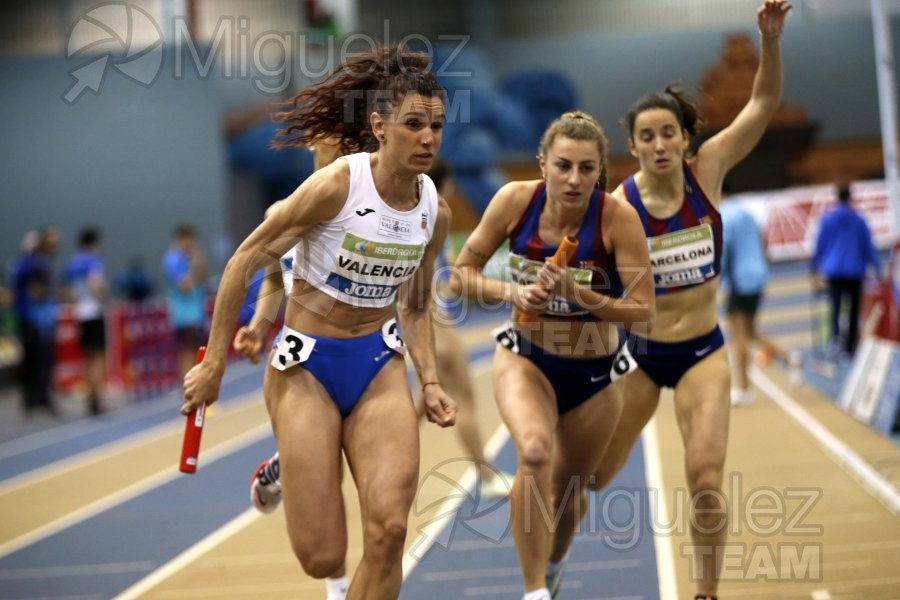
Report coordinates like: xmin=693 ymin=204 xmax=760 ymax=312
xmin=720 ymin=195 xmax=791 ymax=405
xmin=811 ymin=184 xmax=881 ymax=355
xmin=162 ymin=224 xmax=207 ymax=377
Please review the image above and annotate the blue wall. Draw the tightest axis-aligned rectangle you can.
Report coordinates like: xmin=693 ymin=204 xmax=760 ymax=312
xmin=0 ymin=54 xmax=228 ymax=287
xmin=486 ymin=15 xmax=898 ymax=154
xmin=1 ymin=9 xmax=899 ymax=287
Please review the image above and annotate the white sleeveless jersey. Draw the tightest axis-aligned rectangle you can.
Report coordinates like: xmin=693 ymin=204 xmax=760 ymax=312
xmin=292 ymin=152 xmax=438 ymax=308
xmin=280 ymin=252 xmax=294 ymax=294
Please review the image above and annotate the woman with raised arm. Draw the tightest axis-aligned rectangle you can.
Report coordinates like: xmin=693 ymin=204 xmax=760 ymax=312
xmin=180 ymin=44 xmax=457 ymax=600
xmin=587 ymin=3 xmax=792 ymax=599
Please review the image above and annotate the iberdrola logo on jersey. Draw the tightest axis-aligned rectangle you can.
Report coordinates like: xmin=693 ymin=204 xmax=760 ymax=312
xmin=354 ymin=240 xmax=376 ymax=255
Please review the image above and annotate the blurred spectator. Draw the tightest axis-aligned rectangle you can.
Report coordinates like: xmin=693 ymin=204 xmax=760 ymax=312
xmin=63 ymin=227 xmax=108 ymax=415
xmin=11 ymin=226 xmax=60 ymax=415
xmin=0 ymin=285 xmax=23 ymax=386
xmin=811 ymin=183 xmax=881 ymax=356
xmin=720 ymin=194 xmax=797 ymax=406
xmin=116 ymin=256 xmax=155 ymax=302
xmin=162 ymin=225 xmax=207 ymax=377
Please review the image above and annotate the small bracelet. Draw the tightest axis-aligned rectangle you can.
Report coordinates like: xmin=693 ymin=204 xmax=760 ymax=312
xmin=422 ymin=381 xmax=440 ymax=390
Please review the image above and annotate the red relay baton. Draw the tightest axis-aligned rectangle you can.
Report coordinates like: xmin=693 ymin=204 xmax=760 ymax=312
xmin=179 ymin=346 xmax=207 ymax=474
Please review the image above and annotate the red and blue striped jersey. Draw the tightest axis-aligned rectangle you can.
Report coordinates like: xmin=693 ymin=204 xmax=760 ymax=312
xmin=508 ymin=182 xmax=624 ymax=319
xmin=623 ymin=162 xmax=723 ymax=296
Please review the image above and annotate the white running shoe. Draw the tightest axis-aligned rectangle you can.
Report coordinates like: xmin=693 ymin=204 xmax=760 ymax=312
xmin=545 ymin=557 xmax=568 ymax=599
xmin=480 ymin=470 xmax=515 ymax=499
xmin=730 ymin=387 xmax=755 ymax=407
xmin=250 ymin=452 xmax=282 ymax=514
xmin=788 ymin=349 xmax=804 ymax=388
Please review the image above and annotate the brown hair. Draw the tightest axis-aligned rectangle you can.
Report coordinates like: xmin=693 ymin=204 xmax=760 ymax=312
xmin=624 ymin=83 xmax=704 ymax=154
xmin=273 ymin=44 xmax=445 ymax=155
xmin=539 ymin=111 xmax=609 ymax=191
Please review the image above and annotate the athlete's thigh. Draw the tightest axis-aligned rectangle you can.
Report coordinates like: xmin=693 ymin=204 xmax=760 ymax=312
xmin=433 ymin=320 xmax=475 ymax=401
xmin=342 ymin=356 xmax=420 ymax=515
xmin=615 ymin=367 xmax=662 ymax=443
xmin=492 ymin=346 xmax=557 ymax=449
xmin=266 ymin=361 xmax=346 ymax=540
xmin=673 ymin=348 xmax=730 ymax=475
xmin=555 ymin=382 xmax=624 ymax=483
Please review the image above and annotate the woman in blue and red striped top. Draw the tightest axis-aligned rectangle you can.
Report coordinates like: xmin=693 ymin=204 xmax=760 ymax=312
xmin=454 ymin=111 xmax=655 ymax=599
xmin=588 ymin=2 xmax=793 ymax=599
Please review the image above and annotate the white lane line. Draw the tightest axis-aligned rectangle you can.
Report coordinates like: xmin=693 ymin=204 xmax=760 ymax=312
xmin=463 ymin=580 xmax=583 ymax=596
xmin=810 ymin=591 xmax=831 ymax=600
xmin=0 ymin=362 xmax=262 ymax=462
xmin=109 ymin=354 xmax=505 ymax=596
xmin=402 ymin=356 xmax=510 ymax=579
xmin=0 ymin=391 xmax=264 ymax=496
xmin=750 ymin=366 xmax=900 ymax=516
xmin=418 ymin=559 xmax=643 ymax=583
xmin=112 ymin=509 xmax=262 ymax=600
xmin=642 ymin=414 xmax=678 ymax=600
xmin=0 ymin=423 xmax=272 ymax=559
xmin=0 ymin=560 xmax=157 ymax=580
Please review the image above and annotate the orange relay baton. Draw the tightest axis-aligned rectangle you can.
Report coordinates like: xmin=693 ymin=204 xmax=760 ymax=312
xmin=518 ymin=235 xmax=579 ymax=324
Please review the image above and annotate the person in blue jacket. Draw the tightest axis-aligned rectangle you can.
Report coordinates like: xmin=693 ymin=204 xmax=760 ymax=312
xmin=811 ymin=183 xmax=881 ymax=356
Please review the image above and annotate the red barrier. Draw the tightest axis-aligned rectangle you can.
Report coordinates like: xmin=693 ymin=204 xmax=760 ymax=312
xmin=861 ymin=271 xmax=900 ymax=345
xmin=53 ymin=306 xmax=85 ymax=393
xmin=54 ymin=300 xmax=181 ymax=398
xmin=119 ymin=300 xmax=180 ymax=399
xmin=53 ymin=295 xmax=278 ymax=398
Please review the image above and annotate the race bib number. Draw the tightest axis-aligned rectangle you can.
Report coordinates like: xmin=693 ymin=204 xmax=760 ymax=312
xmin=492 ymin=321 xmax=520 ymax=355
xmin=610 ymin=341 xmax=638 ymax=382
xmin=271 ymin=327 xmax=316 ymax=372
xmin=381 ymin=318 xmax=407 ymax=355
xmin=648 ymin=224 xmax=716 ymax=289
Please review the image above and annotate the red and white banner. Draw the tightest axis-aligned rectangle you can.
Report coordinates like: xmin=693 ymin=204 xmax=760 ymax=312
xmin=732 ymin=180 xmax=895 ymax=262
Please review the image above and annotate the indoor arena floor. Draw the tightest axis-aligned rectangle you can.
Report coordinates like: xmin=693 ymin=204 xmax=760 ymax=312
xmin=1 ymin=263 xmax=899 ymax=600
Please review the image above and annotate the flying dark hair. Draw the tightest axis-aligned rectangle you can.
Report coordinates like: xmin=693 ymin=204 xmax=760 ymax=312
xmin=273 ymin=44 xmax=445 ymax=155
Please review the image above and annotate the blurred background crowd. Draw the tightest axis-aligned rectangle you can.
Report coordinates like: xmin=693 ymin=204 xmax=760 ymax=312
xmin=0 ymin=0 xmax=897 ymax=424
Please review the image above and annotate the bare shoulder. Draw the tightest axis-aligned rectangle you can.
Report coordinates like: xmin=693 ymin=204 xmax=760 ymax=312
xmin=280 ymin=158 xmax=351 ymax=226
xmin=435 ymin=195 xmax=452 ymax=230
xmin=498 ymin=179 xmax=540 ymax=204
xmin=486 ymin=180 xmax=539 ymax=218
xmin=603 ymin=190 xmax=642 ymax=231
xmin=437 ymin=194 xmax=451 ymax=217
xmin=609 ymin=182 xmax=628 ymax=202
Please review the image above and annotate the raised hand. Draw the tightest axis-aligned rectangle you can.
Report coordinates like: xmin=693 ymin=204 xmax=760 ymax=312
xmin=758 ymin=0 xmax=792 ymax=38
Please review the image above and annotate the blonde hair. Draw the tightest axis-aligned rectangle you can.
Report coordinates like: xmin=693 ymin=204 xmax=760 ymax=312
xmin=539 ymin=111 xmax=608 ymax=190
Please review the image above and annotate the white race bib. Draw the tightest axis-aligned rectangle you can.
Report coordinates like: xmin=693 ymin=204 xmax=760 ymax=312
xmin=271 ymin=327 xmax=316 ymax=372
xmin=648 ymin=224 xmax=715 ymax=289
